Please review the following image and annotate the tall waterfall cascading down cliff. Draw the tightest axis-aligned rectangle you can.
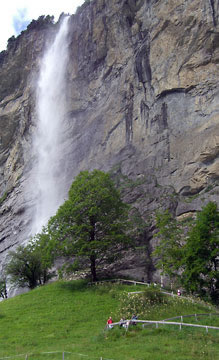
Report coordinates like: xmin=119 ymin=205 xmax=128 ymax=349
xmin=0 ymin=0 xmax=218 ymax=281
xmin=30 ymin=17 xmax=70 ymax=236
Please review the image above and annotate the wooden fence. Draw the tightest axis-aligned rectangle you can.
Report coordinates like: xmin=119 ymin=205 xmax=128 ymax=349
xmin=107 ymin=314 xmax=219 ymax=333
xmin=0 ymin=352 xmax=114 ymax=360
xmin=88 ymin=278 xmax=150 ymax=287
xmin=89 ymin=278 xmax=216 ymax=309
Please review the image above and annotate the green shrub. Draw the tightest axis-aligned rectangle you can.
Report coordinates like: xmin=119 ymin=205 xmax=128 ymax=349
xmin=142 ymin=287 xmax=167 ymax=305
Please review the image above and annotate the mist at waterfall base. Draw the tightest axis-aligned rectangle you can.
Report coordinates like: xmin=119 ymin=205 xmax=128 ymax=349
xmin=31 ymin=16 xmax=70 ymax=237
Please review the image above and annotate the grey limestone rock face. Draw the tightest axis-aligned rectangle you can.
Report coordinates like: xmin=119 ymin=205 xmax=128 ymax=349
xmin=0 ymin=0 xmax=218 ymax=279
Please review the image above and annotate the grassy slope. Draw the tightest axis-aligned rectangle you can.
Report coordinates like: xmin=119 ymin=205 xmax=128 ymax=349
xmin=0 ymin=280 xmax=218 ymax=360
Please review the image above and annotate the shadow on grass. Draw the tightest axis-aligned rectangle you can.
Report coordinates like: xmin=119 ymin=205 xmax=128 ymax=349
xmin=58 ymin=279 xmax=89 ymax=293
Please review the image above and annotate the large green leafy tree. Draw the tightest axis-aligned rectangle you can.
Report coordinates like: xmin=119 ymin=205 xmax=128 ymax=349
xmin=153 ymin=210 xmax=184 ymax=280
xmin=6 ymin=241 xmax=54 ymax=289
xmin=153 ymin=202 xmax=219 ymax=303
xmin=47 ymin=170 xmax=131 ymax=281
xmin=182 ymin=202 xmax=219 ymax=302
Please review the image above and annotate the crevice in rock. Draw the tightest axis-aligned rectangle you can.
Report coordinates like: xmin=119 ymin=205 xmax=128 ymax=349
xmin=135 ymin=32 xmax=152 ymax=96
xmin=161 ymin=103 xmax=168 ymax=130
xmin=209 ymin=0 xmax=217 ymax=26
xmin=126 ymin=100 xmax=134 ymax=144
xmin=151 ymin=102 xmax=168 ymax=133
xmin=140 ymin=100 xmax=149 ymax=129
xmin=123 ymin=0 xmax=145 ymax=26
xmin=135 ymin=45 xmax=152 ymax=85
xmin=0 ymin=241 xmax=18 ymax=254
xmin=102 ymin=65 xmax=113 ymax=80
xmin=0 ymin=236 xmax=7 ymax=243
xmin=166 ymin=132 xmax=170 ymax=162
xmin=156 ymin=88 xmax=186 ymax=100
xmin=152 ymin=20 xmax=169 ymax=42
xmin=102 ymin=119 xmax=125 ymax=148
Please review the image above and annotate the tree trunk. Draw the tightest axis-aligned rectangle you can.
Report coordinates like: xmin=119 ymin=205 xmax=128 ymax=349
xmin=90 ymin=254 xmax=97 ymax=282
xmin=89 ymin=215 xmax=97 ymax=281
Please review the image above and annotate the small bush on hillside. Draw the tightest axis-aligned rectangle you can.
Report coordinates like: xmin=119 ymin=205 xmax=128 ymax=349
xmin=117 ymin=288 xmax=167 ymax=320
xmin=142 ymin=287 xmax=167 ymax=305
xmin=116 ymin=287 xmax=214 ymax=321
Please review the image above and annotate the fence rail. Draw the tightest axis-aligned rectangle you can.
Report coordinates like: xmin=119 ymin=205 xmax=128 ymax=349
xmin=108 ymin=317 xmax=219 ymax=333
xmin=162 ymin=313 xmax=219 ymax=322
xmin=88 ymin=278 xmax=150 ymax=287
xmin=0 ymin=352 xmax=115 ymax=360
xmin=88 ymin=278 xmax=216 ymax=310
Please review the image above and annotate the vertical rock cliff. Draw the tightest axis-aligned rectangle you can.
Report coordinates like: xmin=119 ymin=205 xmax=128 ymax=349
xmin=0 ymin=0 xmax=218 ymax=278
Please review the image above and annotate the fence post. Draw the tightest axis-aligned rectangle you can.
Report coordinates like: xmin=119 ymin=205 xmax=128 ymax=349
xmin=63 ymin=351 xmax=65 ymax=360
xmin=195 ymin=314 xmax=198 ymax=321
xmin=25 ymin=355 xmax=28 ymax=360
xmin=181 ymin=316 xmax=183 ymax=322
xmin=206 ymin=327 xmax=208 ymax=333
xmin=179 ymin=323 xmax=182 ymax=331
xmin=156 ymin=322 xmax=158 ymax=329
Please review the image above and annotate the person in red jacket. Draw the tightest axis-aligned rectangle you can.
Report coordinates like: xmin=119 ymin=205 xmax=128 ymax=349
xmin=107 ymin=316 xmax=113 ymax=329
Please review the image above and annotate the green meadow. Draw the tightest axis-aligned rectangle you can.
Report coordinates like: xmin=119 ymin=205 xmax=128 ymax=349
xmin=0 ymin=280 xmax=218 ymax=360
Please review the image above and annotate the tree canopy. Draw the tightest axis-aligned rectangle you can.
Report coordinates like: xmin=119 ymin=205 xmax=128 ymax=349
xmin=153 ymin=202 xmax=219 ymax=304
xmin=6 ymin=241 xmax=54 ymax=289
xmin=153 ymin=210 xmax=184 ymax=280
xmin=182 ymin=202 xmax=219 ymax=302
xmin=47 ymin=170 xmax=131 ymax=281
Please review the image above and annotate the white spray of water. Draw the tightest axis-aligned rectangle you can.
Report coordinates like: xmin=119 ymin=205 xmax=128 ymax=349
xmin=31 ymin=17 xmax=70 ymax=235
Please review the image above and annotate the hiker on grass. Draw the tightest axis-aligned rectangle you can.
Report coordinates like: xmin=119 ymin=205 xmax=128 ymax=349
xmin=107 ymin=316 xmax=113 ymax=329
xmin=124 ymin=320 xmax=130 ymax=329
xmin=119 ymin=317 xmax=125 ymax=328
xmin=131 ymin=314 xmax=138 ymax=325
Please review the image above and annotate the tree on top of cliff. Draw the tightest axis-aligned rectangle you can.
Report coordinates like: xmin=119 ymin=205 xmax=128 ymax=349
xmin=76 ymin=0 xmax=91 ymax=15
xmin=46 ymin=169 xmax=132 ymax=282
xmin=27 ymin=15 xmax=55 ymax=31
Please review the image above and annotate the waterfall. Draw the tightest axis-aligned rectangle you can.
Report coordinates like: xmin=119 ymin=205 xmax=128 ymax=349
xmin=31 ymin=16 xmax=70 ymax=236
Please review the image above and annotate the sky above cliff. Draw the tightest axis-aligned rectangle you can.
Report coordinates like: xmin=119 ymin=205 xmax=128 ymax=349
xmin=0 ymin=0 xmax=85 ymax=51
